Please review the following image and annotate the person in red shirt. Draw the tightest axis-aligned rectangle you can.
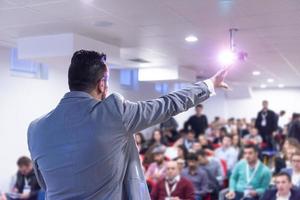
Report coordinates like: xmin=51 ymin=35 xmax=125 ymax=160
xmin=151 ymin=160 xmax=195 ymax=200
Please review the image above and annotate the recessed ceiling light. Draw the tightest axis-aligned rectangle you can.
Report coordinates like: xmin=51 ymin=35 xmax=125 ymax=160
xmin=267 ymin=78 xmax=274 ymax=83
xmin=260 ymin=84 xmax=267 ymax=89
xmin=185 ymin=35 xmax=198 ymax=43
xmin=252 ymin=71 xmax=261 ymax=76
xmin=80 ymin=0 xmax=94 ymax=4
xmin=278 ymin=84 xmax=285 ymax=88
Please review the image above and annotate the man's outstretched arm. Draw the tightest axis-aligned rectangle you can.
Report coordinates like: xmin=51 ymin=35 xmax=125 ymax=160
xmin=115 ymin=68 xmax=229 ymax=134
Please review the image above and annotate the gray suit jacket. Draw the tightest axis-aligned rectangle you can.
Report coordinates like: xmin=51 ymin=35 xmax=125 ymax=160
xmin=27 ymin=81 xmax=211 ymax=200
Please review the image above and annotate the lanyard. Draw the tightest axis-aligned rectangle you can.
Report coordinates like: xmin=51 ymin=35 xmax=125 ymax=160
xmin=165 ymin=176 xmax=179 ymax=197
xmin=246 ymin=161 xmax=260 ymax=185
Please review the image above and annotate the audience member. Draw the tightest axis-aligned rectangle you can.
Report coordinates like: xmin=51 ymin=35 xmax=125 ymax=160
xmin=261 ymin=172 xmax=300 ymax=200
xmin=282 ymin=150 xmax=300 ymax=187
xmin=288 ymin=113 xmax=300 ymax=143
xmin=243 ymin=127 xmax=263 ymax=146
xmin=145 ymin=146 xmax=167 ymax=184
xmin=226 ymin=144 xmax=271 ymax=200
xmin=255 ymin=100 xmax=278 ymax=149
xmin=181 ymin=153 xmax=209 ymax=200
xmin=6 ymin=156 xmax=41 ymax=200
xmin=215 ymin=134 xmax=239 ymax=172
xmin=184 ymin=104 xmax=208 ymax=137
xmin=151 ymin=161 xmax=195 ymax=200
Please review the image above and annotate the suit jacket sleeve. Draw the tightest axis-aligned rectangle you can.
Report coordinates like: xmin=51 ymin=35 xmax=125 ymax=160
xmin=113 ymin=81 xmax=212 ymax=134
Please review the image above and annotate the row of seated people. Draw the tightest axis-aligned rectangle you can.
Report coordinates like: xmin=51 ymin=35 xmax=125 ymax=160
xmin=147 ymin=143 xmax=300 ymax=200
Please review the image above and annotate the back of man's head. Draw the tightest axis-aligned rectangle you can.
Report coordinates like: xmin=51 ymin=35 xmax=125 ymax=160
xmin=68 ymin=50 xmax=107 ymax=93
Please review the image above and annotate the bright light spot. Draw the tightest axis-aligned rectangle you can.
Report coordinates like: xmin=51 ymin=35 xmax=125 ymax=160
xmin=278 ymin=84 xmax=285 ymax=88
xmin=267 ymin=78 xmax=274 ymax=83
xmin=252 ymin=71 xmax=261 ymax=76
xmin=260 ymin=84 xmax=267 ymax=89
xmin=185 ymin=35 xmax=198 ymax=43
xmin=218 ymin=49 xmax=237 ymax=66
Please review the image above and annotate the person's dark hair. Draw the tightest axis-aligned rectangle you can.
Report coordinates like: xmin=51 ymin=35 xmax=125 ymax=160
xmin=135 ymin=132 xmax=145 ymax=144
xmin=276 ymin=171 xmax=292 ymax=182
xmin=17 ymin=156 xmax=31 ymax=167
xmin=68 ymin=50 xmax=107 ymax=92
xmin=196 ymin=149 xmax=206 ymax=157
xmin=243 ymin=144 xmax=259 ymax=153
xmin=222 ymin=133 xmax=232 ymax=140
xmin=220 ymin=127 xmax=228 ymax=135
xmin=186 ymin=153 xmax=198 ymax=161
xmin=196 ymin=104 xmax=203 ymax=109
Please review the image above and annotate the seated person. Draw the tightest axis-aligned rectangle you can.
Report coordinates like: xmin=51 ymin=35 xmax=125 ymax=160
xmin=282 ymin=150 xmax=300 ymax=187
xmin=215 ymin=134 xmax=239 ymax=172
xmin=181 ymin=153 xmax=209 ymax=200
xmin=6 ymin=156 xmax=41 ymax=200
xmin=151 ymin=161 xmax=195 ymax=200
xmin=226 ymin=144 xmax=271 ymax=200
xmin=261 ymin=172 xmax=300 ymax=200
xmin=196 ymin=149 xmax=224 ymax=187
xmin=145 ymin=145 xmax=167 ymax=184
xmin=242 ymin=127 xmax=263 ymax=146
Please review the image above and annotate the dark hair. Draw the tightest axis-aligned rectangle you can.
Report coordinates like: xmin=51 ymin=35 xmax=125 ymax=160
xmin=196 ymin=104 xmax=203 ymax=108
xmin=244 ymin=144 xmax=259 ymax=153
xmin=223 ymin=133 xmax=232 ymax=140
xmin=17 ymin=156 xmax=31 ymax=167
xmin=186 ymin=153 xmax=198 ymax=161
xmin=68 ymin=50 xmax=107 ymax=92
xmin=196 ymin=149 xmax=206 ymax=157
xmin=276 ymin=171 xmax=291 ymax=182
xmin=135 ymin=132 xmax=145 ymax=144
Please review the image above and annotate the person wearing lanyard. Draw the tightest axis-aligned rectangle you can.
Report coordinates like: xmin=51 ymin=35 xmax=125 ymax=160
xmin=151 ymin=161 xmax=195 ymax=200
xmin=261 ymin=172 xmax=300 ymax=200
xmin=226 ymin=144 xmax=272 ymax=200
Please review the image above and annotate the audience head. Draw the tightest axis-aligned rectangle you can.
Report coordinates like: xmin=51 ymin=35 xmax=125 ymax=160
xmin=166 ymin=161 xmax=179 ymax=180
xmin=198 ymin=135 xmax=208 ymax=146
xmin=250 ymin=127 xmax=259 ymax=136
xmin=222 ymin=134 xmax=232 ymax=148
xmin=177 ymin=145 xmax=187 ymax=160
xmin=152 ymin=145 xmax=165 ymax=164
xmin=191 ymin=142 xmax=202 ymax=153
xmin=68 ymin=50 xmax=108 ymax=100
xmin=176 ymin=158 xmax=185 ymax=173
xmin=151 ymin=129 xmax=162 ymax=143
xmin=243 ymin=144 xmax=259 ymax=164
xmin=279 ymin=110 xmax=286 ymax=116
xmin=186 ymin=153 xmax=198 ymax=170
xmin=275 ymin=172 xmax=292 ymax=196
xmin=186 ymin=130 xmax=195 ymax=141
xmin=134 ymin=132 xmax=145 ymax=145
xmin=196 ymin=149 xmax=208 ymax=165
xmin=291 ymin=150 xmax=300 ymax=172
xmin=284 ymin=138 xmax=300 ymax=161
xmin=232 ymin=134 xmax=240 ymax=148
xmin=195 ymin=104 xmax=203 ymax=116
xmin=17 ymin=156 xmax=33 ymax=175
xmin=262 ymin=100 xmax=269 ymax=110
xmin=219 ymin=127 xmax=228 ymax=137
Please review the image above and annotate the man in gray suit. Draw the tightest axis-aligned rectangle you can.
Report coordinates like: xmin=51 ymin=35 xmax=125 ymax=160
xmin=27 ymin=50 xmax=229 ymax=200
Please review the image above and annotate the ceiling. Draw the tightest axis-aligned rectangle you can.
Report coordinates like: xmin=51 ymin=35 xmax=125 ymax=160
xmin=1 ymin=0 xmax=300 ymax=87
